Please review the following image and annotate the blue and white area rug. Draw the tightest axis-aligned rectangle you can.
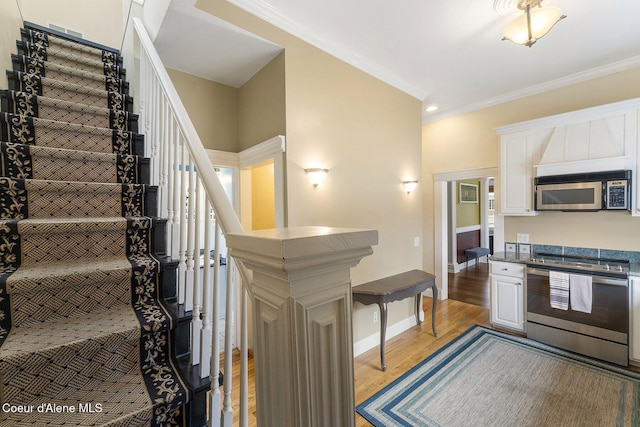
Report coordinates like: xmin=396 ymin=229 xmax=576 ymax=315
xmin=357 ymin=325 xmax=640 ymax=426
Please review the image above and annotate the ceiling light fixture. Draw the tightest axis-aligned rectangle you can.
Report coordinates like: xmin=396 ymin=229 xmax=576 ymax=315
xmin=502 ymin=0 xmax=566 ymax=47
xmin=425 ymin=105 xmax=438 ymax=113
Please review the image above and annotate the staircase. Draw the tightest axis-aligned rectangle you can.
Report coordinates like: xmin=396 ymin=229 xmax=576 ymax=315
xmin=0 ymin=22 xmax=207 ymax=426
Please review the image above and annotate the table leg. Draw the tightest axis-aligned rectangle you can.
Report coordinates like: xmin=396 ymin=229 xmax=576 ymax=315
xmin=379 ymin=302 xmax=388 ymax=371
xmin=415 ymin=293 xmax=423 ymax=325
xmin=431 ymin=285 xmax=438 ymax=337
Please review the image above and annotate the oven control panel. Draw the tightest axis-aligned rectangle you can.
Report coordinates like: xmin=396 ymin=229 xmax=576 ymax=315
xmin=606 ymin=179 xmax=628 ymax=210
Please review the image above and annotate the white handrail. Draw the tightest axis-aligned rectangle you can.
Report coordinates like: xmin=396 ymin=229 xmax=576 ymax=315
xmin=133 ymin=17 xmax=252 ymax=427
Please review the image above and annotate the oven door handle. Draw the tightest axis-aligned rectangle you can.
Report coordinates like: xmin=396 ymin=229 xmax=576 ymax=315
xmin=526 ymin=267 xmax=628 ymax=287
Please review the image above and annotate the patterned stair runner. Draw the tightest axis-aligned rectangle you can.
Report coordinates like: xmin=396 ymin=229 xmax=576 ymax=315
xmin=0 ymin=24 xmax=192 ymax=426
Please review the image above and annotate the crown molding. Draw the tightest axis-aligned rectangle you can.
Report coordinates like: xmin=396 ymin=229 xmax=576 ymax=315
xmin=423 ymin=55 xmax=640 ymax=124
xmin=226 ymin=0 xmax=427 ymax=100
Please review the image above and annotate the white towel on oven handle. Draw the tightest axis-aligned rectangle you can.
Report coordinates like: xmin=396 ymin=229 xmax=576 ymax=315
xmin=549 ymin=271 xmax=569 ymax=310
xmin=570 ymin=274 xmax=592 ymax=314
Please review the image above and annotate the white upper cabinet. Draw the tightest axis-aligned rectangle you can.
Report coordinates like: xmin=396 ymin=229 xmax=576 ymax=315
xmin=500 ymin=130 xmax=535 ymax=215
xmin=496 ymin=98 xmax=640 ymax=216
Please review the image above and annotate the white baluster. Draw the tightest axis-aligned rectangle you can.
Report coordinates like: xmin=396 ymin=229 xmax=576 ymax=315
xmin=207 ymin=220 xmax=221 ymax=418
xmin=165 ymin=101 xmax=175 ymax=256
xmin=177 ymin=141 xmax=188 ymax=305
xmin=170 ymin=126 xmax=181 ymax=260
xmin=240 ymin=284 xmax=249 ymax=427
xmin=221 ymin=256 xmax=234 ymax=427
xmin=185 ymin=158 xmax=196 ymax=312
xmin=200 ymin=201 xmax=213 ymax=379
xmin=157 ymin=92 xmax=168 ymax=219
xmin=191 ymin=177 xmax=203 ymax=366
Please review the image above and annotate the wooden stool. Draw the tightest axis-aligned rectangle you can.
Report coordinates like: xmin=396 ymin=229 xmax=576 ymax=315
xmin=352 ymin=269 xmax=437 ymax=371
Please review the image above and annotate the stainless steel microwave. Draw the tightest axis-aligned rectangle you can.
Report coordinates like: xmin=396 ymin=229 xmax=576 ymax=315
xmin=534 ymin=170 xmax=631 ymax=211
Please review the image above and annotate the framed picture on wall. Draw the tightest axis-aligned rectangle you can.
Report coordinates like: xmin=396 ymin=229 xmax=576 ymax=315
xmin=459 ymin=183 xmax=478 ymax=203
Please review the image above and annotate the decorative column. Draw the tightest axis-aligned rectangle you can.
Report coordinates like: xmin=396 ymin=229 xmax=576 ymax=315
xmin=226 ymin=226 xmax=378 ymax=427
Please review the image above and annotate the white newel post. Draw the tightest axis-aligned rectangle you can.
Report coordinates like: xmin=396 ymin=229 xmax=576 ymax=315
xmin=226 ymin=226 xmax=378 ymax=427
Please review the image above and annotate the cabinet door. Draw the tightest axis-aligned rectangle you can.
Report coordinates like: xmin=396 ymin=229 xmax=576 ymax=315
xmin=630 ymin=277 xmax=640 ymax=363
xmin=500 ymin=131 xmax=535 ymax=215
xmin=491 ymin=274 xmax=525 ymax=332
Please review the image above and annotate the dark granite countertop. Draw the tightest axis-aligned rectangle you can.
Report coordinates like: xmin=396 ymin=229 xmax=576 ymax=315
xmin=491 ymin=252 xmax=640 ymax=276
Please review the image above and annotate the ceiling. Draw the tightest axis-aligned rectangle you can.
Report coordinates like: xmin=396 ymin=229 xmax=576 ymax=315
xmin=155 ymin=0 xmax=640 ymax=123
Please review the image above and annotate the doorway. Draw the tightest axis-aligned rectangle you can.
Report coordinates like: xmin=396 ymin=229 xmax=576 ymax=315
xmin=433 ymin=167 xmax=501 ymax=303
xmin=206 ymin=135 xmax=286 ymax=350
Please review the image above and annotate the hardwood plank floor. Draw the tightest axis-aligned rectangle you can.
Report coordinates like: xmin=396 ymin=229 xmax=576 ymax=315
xmin=447 ymin=260 xmax=490 ymax=308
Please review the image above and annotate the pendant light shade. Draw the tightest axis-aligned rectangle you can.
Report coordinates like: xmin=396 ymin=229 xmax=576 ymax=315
xmin=502 ymin=2 xmax=566 ymax=47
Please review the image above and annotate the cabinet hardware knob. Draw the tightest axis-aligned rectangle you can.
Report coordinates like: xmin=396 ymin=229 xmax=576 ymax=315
xmin=502 ymin=268 xmax=508 ymax=271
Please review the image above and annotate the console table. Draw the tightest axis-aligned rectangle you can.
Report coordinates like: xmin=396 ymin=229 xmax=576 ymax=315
xmin=352 ymin=269 xmax=437 ymax=371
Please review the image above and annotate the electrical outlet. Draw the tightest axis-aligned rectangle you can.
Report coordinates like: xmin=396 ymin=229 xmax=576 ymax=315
xmin=373 ymin=310 xmax=378 ymax=323
xmin=413 ymin=237 xmax=420 ymax=247
xmin=517 ymin=233 xmax=529 ymax=243
xmin=505 ymin=242 xmax=517 ymax=252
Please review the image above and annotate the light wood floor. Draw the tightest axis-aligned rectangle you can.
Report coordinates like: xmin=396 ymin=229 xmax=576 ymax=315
xmin=226 ymin=296 xmax=490 ymax=426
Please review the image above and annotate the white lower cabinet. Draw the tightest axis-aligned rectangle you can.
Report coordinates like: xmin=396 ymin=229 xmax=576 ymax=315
xmin=630 ymin=276 xmax=640 ymax=364
xmin=490 ymin=261 xmax=526 ymax=332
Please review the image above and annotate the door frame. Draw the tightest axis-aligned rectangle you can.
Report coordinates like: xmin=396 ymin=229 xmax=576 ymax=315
xmin=433 ymin=167 xmax=500 ymax=300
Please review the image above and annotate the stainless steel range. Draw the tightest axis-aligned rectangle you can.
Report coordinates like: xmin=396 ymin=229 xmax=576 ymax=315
xmin=526 ymin=253 xmax=629 ymax=366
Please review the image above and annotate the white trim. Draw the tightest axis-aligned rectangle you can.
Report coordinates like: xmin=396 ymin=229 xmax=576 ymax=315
xmin=238 ymin=135 xmax=285 ymax=168
xmin=424 ymin=56 xmax=640 ymax=124
xmin=206 ymin=150 xmax=240 ymax=168
xmin=495 ymin=97 xmax=640 ymax=134
xmin=456 ymin=224 xmax=481 ymax=234
xmin=353 ymin=314 xmax=420 ymax=358
xmin=226 ymin=0 xmax=427 ymax=101
xmin=434 ymin=167 xmax=498 ymax=182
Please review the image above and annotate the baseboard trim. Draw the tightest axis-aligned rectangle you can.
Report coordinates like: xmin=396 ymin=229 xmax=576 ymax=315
xmin=353 ymin=313 xmax=423 ymax=358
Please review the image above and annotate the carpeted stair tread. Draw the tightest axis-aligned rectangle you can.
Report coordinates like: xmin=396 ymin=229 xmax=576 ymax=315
xmin=0 ymin=302 xmax=140 ymax=360
xmin=0 ymin=178 xmax=152 ymax=219
xmin=6 ymin=256 xmax=135 ymax=295
xmin=17 ymin=41 xmax=120 ymax=76
xmin=2 ymin=90 xmax=135 ymax=131
xmin=0 ymin=141 xmax=145 ymax=184
xmin=1 ymin=327 xmax=188 ymax=426
xmin=7 ymin=71 xmax=131 ymax=111
xmin=0 ymin=112 xmax=140 ymax=154
xmin=12 ymin=54 xmax=127 ymax=93
xmin=21 ymin=27 xmax=122 ymax=67
xmin=0 ymin=216 xmax=158 ymax=265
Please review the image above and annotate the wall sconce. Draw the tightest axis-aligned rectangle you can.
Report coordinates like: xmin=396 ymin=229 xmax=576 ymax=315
xmin=402 ymin=180 xmax=418 ymax=194
xmin=502 ymin=0 xmax=566 ymax=47
xmin=305 ymin=168 xmax=329 ymax=186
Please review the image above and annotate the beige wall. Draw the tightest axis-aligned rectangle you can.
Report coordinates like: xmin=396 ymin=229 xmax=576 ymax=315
xmin=195 ymin=0 xmax=424 ymax=342
xmin=238 ymin=52 xmax=286 ymax=151
xmin=17 ymin=0 xmax=126 ymax=49
xmin=0 ymin=1 xmax=23 ymax=89
xmin=166 ymin=68 xmax=239 ymax=151
xmin=423 ymin=68 xmax=640 ymax=274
